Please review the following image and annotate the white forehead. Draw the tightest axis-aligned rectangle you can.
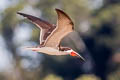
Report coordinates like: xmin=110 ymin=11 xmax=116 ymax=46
xmin=65 ymin=49 xmax=73 ymax=53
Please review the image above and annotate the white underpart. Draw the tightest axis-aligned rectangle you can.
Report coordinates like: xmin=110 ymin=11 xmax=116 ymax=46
xmin=65 ymin=49 xmax=73 ymax=53
xmin=39 ymin=26 xmax=43 ymax=44
xmin=24 ymin=47 xmax=69 ymax=55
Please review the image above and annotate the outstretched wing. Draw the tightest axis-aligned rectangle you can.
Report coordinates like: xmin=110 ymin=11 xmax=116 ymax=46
xmin=17 ymin=12 xmax=56 ymax=45
xmin=45 ymin=9 xmax=74 ymax=47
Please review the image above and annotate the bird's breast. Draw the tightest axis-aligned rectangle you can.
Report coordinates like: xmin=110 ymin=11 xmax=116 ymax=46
xmin=28 ymin=47 xmax=69 ymax=55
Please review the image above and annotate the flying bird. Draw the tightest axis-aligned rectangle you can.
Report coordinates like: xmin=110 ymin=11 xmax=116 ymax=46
xmin=17 ymin=8 xmax=85 ymax=61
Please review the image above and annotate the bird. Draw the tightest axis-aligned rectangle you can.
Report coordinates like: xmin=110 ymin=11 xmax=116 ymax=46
xmin=17 ymin=8 xmax=85 ymax=61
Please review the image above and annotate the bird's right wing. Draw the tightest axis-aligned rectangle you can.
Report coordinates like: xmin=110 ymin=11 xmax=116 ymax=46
xmin=17 ymin=12 xmax=56 ymax=45
xmin=45 ymin=9 xmax=74 ymax=47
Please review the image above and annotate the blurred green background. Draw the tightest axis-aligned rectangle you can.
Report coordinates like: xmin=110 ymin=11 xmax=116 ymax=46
xmin=0 ymin=0 xmax=120 ymax=80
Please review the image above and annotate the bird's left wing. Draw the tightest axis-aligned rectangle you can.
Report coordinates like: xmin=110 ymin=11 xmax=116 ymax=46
xmin=45 ymin=9 xmax=74 ymax=47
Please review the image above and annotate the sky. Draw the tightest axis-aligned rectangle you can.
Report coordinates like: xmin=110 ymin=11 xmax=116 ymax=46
xmin=88 ymin=0 xmax=103 ymax=10
xmin=0 ymin=35 xmax=13 ymax=72
xmin=0 ymin=0 xmax=19 ymax=11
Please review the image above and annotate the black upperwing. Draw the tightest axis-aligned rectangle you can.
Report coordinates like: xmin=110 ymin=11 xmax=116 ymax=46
xmin=17 ymin=12 xmax=56 ymax=45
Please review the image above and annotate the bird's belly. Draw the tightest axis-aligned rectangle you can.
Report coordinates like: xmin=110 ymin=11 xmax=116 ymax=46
xmin=26 ymin=47 xmax=68 ymax=55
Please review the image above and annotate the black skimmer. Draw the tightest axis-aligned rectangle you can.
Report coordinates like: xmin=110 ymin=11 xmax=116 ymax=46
xmin=17 ymin=9 xmax=85 ymax=61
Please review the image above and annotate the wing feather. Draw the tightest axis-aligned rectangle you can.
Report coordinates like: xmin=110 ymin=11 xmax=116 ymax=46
xmin=45 ymin=9 xmax=74 ymax=47
xmin=17 ymin=12 xmax=56 ymax=45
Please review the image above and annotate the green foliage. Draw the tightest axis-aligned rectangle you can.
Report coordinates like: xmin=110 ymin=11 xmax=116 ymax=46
xmin=107 ymin=68 xmax=120 ymax=80
xmin=43 ymin=74 xmax=63 ymax=80
xmin=91 ymin=4 xmax=120 ymax=49
xmin=76 ymin=74 xmax=101 ymax=80
xmin=92 ymin=4 xmax=120 ymax=27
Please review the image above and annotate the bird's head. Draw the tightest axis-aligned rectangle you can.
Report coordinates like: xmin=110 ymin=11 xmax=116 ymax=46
xmin=64 ymin=49 xmax=85 ymax=61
